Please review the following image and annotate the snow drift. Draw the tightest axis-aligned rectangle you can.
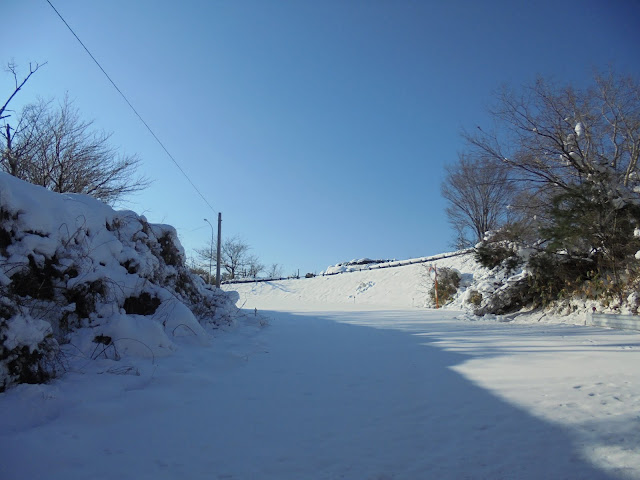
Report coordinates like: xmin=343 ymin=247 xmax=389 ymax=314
xmin=0 ymin=173 xmax=239 ymax=391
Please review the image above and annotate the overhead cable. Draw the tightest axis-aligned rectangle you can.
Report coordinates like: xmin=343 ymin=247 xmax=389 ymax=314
xmin=45 ymin=0 xmax=217 ymax=213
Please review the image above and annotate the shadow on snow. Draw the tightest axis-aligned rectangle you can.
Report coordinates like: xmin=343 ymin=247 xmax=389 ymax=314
xmin=221 ymin=309 xmax=621 ymax=479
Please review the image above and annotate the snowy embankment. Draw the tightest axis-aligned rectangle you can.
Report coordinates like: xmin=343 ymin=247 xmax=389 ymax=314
xmin=231 ymin=251 xmax=614 ymax=325
xmin=231 ymin=251 xmax=480 ymax=311
xmin=0 ymin=173 xmax=239 ymax=391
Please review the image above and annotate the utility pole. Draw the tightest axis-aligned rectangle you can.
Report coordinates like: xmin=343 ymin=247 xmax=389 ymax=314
xmin=429 ymin=265 xmax=439 ymax=308
xmin=216 ymin=212 xmax=222 ymax=288
xmin=204 ymin=218 xmax=214 ymax=285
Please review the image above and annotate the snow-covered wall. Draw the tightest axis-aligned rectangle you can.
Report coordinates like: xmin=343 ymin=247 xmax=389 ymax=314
xmin=0 ymin=173 xmax=239 ymax=391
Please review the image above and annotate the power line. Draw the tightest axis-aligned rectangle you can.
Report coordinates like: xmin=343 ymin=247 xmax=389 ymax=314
xmin=44 ymin=0 xmax=217 ymax=213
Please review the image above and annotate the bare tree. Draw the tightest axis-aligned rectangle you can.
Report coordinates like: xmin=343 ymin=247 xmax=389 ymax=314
xmin=246 ymin=255 xmax=264 ymax=278
xmin=2 ymin=95 xmax=149 ymax=204
xmin=442 ymin=153 xmax=515 ymax=248
xmin=221 ymin=237 xmax=251 ymax=280
xmin=267 ymin=263 xmax=283 ymax=278
xmin=465 ymin=71 xmax=640 ymax=203
xmin=2 ymin=63 xmax=148 ymax=205
xmin=197 ymin=236 xmax=260 ymax=280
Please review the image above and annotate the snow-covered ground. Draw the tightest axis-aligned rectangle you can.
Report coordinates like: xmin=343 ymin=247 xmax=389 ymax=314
xmin=3 ymin=266 xmax=640 ymax=478
xmin=227 ymin=273 xmax=640 ymax=478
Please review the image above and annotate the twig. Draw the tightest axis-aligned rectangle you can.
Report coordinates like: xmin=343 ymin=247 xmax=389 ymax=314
xmin=172 ymin=323 xmax=198 ymax=337
xmin=112 ymin=337 xmax=156 ymax=365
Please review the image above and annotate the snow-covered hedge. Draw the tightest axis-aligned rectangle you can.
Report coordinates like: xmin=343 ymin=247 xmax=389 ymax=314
xmin=0 ymin=173 xmax=239 ymax=391
xmin=455 ymin=240 xmax=640 ymax=316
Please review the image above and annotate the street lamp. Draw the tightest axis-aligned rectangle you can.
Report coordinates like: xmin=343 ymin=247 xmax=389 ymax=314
xmin=204 ymin=218 xmax=214 ymax=284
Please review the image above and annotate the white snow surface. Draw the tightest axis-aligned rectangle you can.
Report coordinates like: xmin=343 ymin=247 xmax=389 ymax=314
xmin=243 ymin=252 xmax=479 ymax=310
xmin=2 ymin=254 xmax=640 ymax=478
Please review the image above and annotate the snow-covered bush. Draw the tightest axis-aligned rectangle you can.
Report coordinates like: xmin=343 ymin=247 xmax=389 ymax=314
xmin=430 ymin=267 xmax=461 ymax=306
xmin=474 ymin=227 xmax=526 ymax=272
xmin=0 ymin=303 xmax=60 ymax=389
xmin=474 ymin=241 xmax=518 ymax=271
xmin=0 ymin=173 xmax=240 ymax=391
xmin=466 ymin=244 xmax=640 ymax=316
xmin=466 ymin=290 xmax=482 ymax=306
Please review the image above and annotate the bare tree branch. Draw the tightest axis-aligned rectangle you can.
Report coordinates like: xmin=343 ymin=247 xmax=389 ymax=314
xmin=442 ymin=153 xmax=515 ymax=247
xmin=0 ymin=61 xmax=46 ymax=121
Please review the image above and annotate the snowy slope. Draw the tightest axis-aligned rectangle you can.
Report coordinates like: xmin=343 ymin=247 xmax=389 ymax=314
xmin=229 ymin=250 xmax=626 ymax=324
xmin=229 ymin=251 xmax=480 ymax=311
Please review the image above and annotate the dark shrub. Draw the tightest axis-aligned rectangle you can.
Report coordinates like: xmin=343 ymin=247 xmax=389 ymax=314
xmin=123 ymin=292 xmax=161 ymax=315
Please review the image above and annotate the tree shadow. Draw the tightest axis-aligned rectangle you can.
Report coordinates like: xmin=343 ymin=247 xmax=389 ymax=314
xmin=260 ymin=281 xmax=293 ymax=293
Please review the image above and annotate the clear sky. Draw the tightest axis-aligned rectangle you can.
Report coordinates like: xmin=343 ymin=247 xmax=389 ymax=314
xmin=3 ymin=0 xmax=640 ymax=275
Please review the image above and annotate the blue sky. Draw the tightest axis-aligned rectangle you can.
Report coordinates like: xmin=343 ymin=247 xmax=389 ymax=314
xmin=3 ymin=0 xmax=640 ymax=275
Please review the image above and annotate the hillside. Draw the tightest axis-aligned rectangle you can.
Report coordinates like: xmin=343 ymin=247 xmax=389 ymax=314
xmin=228 ymin=250 xmax=631 ymax=325
xmin=228 ymin=252 xmax=478 ymax=311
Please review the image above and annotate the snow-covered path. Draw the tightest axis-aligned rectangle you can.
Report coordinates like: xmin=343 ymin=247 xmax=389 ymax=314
xmin=2 ymin=307 xmax=640 ymax=479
